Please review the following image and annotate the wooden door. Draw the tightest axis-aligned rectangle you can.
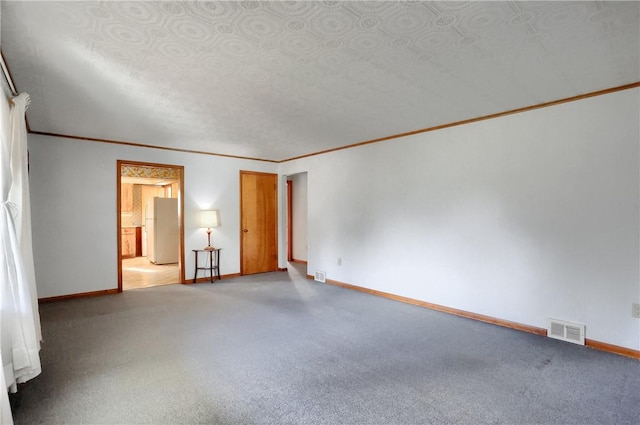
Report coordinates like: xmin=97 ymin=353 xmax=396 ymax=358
xmin=240 ymin=171 xmax=278 ymax=275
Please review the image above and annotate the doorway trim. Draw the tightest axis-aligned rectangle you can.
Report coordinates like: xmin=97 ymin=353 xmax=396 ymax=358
xmin=116 ymin=160 xmax=185 ymax=292
xmin=286 ymin=179 xmax=293 ymax=262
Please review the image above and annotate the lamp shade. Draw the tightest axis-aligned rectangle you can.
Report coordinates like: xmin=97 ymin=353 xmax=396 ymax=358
xmin=199 ymin=210 xmax=219 ymax=228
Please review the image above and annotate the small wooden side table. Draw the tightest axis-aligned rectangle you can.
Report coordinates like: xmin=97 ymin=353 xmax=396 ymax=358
xmin=192 ymin=248 xmax=221 ymax=283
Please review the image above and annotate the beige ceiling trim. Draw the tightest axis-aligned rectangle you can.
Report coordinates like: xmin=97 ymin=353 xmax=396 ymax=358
xmin=26 ymin=82 xmax=640 ymax=164
xmin=28 ymin=130 xmax=279 ymax=163
xmin=281 ymin=82 xmax=640 ymax=163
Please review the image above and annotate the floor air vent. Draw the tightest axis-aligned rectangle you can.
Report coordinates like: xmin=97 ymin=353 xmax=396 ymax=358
xmin=547 ymin=318 xmax=585 ymax=345
xmin=314 ymin=271 xmax=326 ymax=283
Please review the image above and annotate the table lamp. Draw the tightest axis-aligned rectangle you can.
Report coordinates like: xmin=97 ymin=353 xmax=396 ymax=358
xmin=199 ymin=210 xmax=219 ymax=251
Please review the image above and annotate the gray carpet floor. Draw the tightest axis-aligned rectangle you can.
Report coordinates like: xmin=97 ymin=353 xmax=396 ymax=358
xmin=10 ymin=266 xmax=640 ymax=424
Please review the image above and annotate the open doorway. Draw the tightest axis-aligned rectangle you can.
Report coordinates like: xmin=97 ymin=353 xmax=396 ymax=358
xmin=117 ymin=160 xmax=185 ymax=292
xmin=286 ymin=172 xmax=308 ymax=277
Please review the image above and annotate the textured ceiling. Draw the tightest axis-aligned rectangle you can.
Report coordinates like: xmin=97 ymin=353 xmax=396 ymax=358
xmin=1 ymin=1 xmax=639 ymax=161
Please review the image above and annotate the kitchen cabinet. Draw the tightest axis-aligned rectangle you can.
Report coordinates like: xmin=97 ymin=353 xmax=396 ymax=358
xmin=121 ymin=183 xmax=133 ymax=212
xmin=121 ymin=227 xmax=136 ymax=258
xmin=135 ymin=227 xmax=142 ymax=256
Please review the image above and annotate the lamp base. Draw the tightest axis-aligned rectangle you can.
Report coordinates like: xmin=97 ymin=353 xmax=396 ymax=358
xmin=204 ymin=229 xmax=214 ymax=251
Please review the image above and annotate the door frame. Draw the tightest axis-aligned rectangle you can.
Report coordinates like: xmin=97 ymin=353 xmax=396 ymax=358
xmin=286 ymin=179 xmax=293 ymax=262
xmin=239 ymin=170 xmax=279 ymax=275
xmin=116 ymin=160 xmax=185 ymax=292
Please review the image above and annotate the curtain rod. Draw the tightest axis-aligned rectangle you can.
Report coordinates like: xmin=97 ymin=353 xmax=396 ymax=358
xmin=0 ymin=51 xmax=19 ymax=97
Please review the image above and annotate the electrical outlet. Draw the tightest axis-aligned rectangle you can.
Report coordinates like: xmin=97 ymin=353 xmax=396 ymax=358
xmin=337 ymin=258 xmax=342 ymax=266
xmin=633 ymin=303 xmax=640 ymax=319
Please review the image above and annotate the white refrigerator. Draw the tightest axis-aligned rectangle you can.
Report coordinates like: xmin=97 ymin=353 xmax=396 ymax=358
xmin=145 ymin=197 xmax=179 ymax=265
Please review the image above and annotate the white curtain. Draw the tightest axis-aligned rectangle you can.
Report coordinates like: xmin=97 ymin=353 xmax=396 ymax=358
xmin=9 ymin=94 xmax=41 ymax=347
xmin=1 ymin=92 xmax=42 ymax=424
xmin=0 ymin=88 xmax=13 ymax=425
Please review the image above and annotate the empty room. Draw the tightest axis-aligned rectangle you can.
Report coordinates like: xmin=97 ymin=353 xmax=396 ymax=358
xmin=1 ymin=1 xmax=639 ymax=424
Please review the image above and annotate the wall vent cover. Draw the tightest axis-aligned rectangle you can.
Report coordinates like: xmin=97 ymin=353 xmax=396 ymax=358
xmin=314 ymin=271 xmax=326 ymax=283
xmin=547 ymin=318 xmax=585 ymax=345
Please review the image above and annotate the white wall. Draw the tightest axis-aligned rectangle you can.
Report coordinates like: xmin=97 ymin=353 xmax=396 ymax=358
xmin=287 ymin=172 xmax=308 ymax=261
xmin=280 ymin=88 xmax=640 ymax=350
xmin=27 ymin=134 xmax=277 ymax=298
xmin=27 ymin=88 xmax=640 ymax=350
